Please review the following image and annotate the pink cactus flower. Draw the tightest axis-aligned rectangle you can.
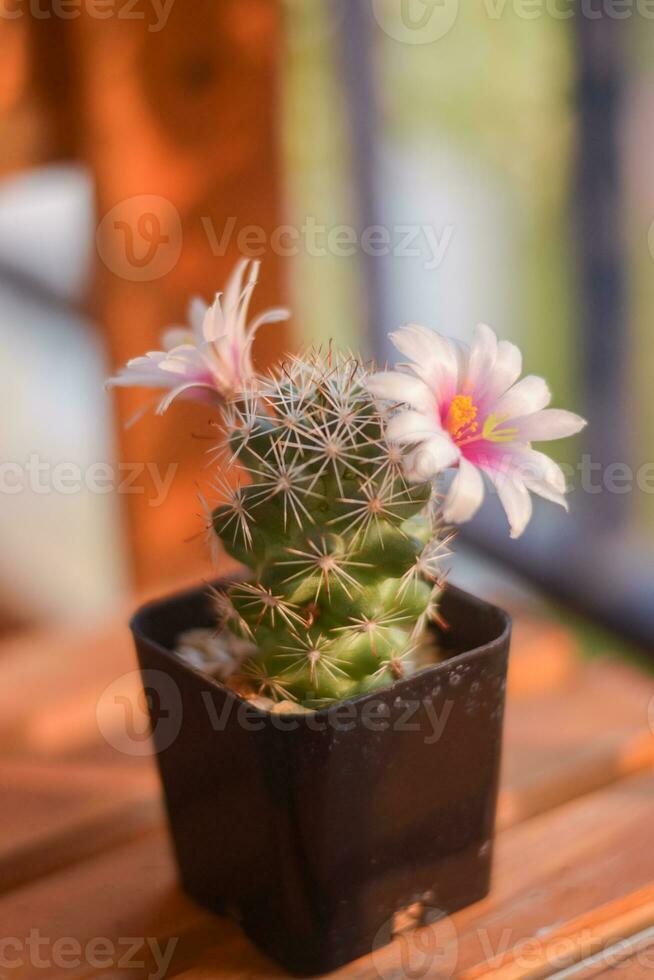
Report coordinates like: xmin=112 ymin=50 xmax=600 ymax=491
xmin=367 ymin=323 xmax=586 ymax=538
xmin=107 ymin=259 xmax=289 ymax=413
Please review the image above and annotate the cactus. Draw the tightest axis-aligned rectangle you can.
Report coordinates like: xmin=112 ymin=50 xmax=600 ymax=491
xmin=109 ymin=258 xmax=585 ymax=702
xmin=209 ymin=349 xmax=449 ymax=708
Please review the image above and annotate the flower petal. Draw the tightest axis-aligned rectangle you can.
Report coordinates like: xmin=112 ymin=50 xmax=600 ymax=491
xmin=463 ymin=323 xmax=498 ymax=397
xmin=516 ymin=450 xmax=569 ymax=511
xmin=443 ymin=457 xmax=484 ymax=525
xmin=366 ymin=371 xmax=434 ymax=413
xmin=208 ymin=334 xmax=246 ymax=389
xmin=489 ymin=473 xmax=533 ymax=539
xmin=249 ymin=307 xmax=291 ymax=332
xmin=106 ymin=258 xmax=275 ymax=414
xmin=233 ymin=260 xmax=261 ymax=346
xmin=202 ymin=294 xmax=226 ymax=344
xmin=389 ymin=324 xmax=460 ymax=402
xmin=202 ymin=259 xmax=257 ymax=344
xmin=386 ymin=410 xmax=441 ymax=444
xmin=481 ymin=338 xmax=522 ymax=406
xmin=404 ymin=434 xmax=460 ymax=481
xmin=524 ymin=479 xmax=568 ymax=510
xmin=515 ymin=409 xmax=587 ymax=442
xmin=158 ymin=345 xmax=211 ymax=380
xmin=162 ymin=328 xmax=193 ymax=351
xmin=189 ymin=298 xmax=208 ymax=341
xmin=156 ymin=381 xmax=223 ymax=414
xmin=106 ymin=352 xmax=174 ymax=389
xmin=492 ymin=375 xmax=551 ymax=421
xmin=500 ymin=446 xmax=567 ymax=494
xmin=469 ymin=443 xmax=568 ymax=520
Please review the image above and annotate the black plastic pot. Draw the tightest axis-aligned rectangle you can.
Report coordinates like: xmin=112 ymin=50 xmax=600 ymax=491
xmin=130 ymin=581 xmax=511 ymax=975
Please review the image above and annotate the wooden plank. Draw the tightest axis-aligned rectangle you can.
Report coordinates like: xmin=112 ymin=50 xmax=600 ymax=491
xmin=0 ymin=603 xmax=651 ymax=939
xmin=0 ymin=830 xmax=249 ymax=980
xmin=391 ymin=769 xmax=654 ymax=980
xmin=0 ymin=761 xmax=161 ymax=895
xmin=459 ymin=885 xmax=654 ymax=979
xmin=0 ymin=621 xmax=154 ymax=769
xmin=578 ymin=935 xmax=654 ymax=978
xmin=499 ymin=658 xmax=654 ymax=829
xmin=0 ymin=570 xmax=213 ymax=729
xmin=0 ymin=567 xmax=236 ymax=764
xmin=164 ymin=770 xmax=654 ymax=979
xmin=7 ymin=652 xmax=653 ymax=817
xmin=3 ymin=769 xmax=654 ymax=979
xmin=506 ymin=618 xmax=578 ymax=697
xmin=0 ymin=612 xmax=654 ymax=872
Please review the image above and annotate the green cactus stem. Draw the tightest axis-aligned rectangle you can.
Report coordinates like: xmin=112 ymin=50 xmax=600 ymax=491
xmin=210 ymin=350 xmax=450 ymax=708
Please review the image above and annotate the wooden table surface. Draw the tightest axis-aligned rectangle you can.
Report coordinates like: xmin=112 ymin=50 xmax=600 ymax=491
xmin=1 ymin=589 xmax=654 ymax=980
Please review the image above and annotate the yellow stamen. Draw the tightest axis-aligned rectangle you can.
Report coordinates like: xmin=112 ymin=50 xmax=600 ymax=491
xmin=482 ymin=413 xmax=519 ymax=443
xmin=446 ymin=394 xmax=479 ymax=439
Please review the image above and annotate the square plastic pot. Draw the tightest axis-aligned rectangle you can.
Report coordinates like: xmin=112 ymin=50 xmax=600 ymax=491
xmin=130 ymin=581 xmax=511 ymax=975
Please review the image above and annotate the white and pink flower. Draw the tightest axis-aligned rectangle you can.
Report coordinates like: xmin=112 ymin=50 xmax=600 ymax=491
xmin=107 ymin=259 xmax=289 ymax=413
xmin=367 ymin=323 xmax=586 ymax=538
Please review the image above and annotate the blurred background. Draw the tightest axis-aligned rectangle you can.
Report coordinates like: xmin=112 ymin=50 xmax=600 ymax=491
xmin=0 ymin=0 xmax=652 ymax=655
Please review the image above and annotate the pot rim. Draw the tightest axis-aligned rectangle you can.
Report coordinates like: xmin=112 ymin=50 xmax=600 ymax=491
xmin=130 ymin=579 xmax=511 ymax=717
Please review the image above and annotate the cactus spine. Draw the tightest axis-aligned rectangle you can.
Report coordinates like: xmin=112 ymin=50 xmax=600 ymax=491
xmin=211 ymin=350 xmax=448 ymax=708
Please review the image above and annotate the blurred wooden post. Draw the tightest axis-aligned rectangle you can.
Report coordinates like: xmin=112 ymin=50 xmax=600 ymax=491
xmin=66 ymin=0 xmax=288 ymax=586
